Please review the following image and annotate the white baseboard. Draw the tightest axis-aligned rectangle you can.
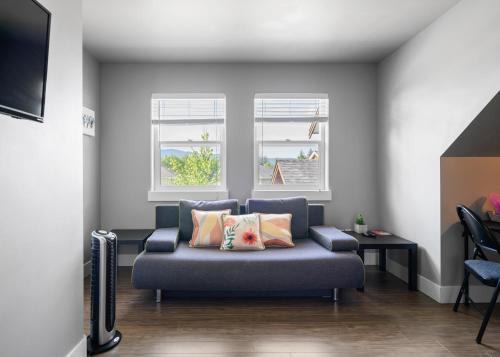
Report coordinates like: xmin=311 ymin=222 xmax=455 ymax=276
xmin=66 ymin=335 xmax=86 ymax=357
xmin=386 ymin=258 xmax=442 ymax=302
xmin=83 ymin=260 xmax=91 ymax=278
xmin=363 ymin=250 xmax=378 ymax=265
xmin=440 ymin=282 xmax=499 ymax=304
xmin=118 ymin=254 xmax=137 ymax=266
xmin=386 ymin=258 xmax=500 ymax=303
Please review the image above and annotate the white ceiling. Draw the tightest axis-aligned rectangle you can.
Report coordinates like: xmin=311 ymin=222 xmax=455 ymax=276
xmin=83 ymin=0 xmax=459 ymax=63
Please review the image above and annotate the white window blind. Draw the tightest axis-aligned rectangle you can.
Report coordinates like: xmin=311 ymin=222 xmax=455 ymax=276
xmin=254 ymin=94 xmax=328 ymax=122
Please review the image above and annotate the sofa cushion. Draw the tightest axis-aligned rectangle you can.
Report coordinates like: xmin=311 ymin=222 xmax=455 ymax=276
xmin=190 ymin=209 xmax=231 ymax=247
xmin=179 ymin=199 xmax=239 ymax=240
xmin=260 ymin=213 xmax=294 ymax=248
xmin=132 ymin=239 xmax=364 ymax=291
xmin=145 ymin=228 xmax=179 ymax=253
xmin=221 ymin=214 xmax=265 ymax=251
xmin=309 ymin=226 xmax=359 ymax=251
xmin=246 ymin=197 xmax=308 ymax=239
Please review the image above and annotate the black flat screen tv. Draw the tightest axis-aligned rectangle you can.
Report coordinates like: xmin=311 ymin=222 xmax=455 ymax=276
xmin=0 ymin=0 xmax=51 ymax=122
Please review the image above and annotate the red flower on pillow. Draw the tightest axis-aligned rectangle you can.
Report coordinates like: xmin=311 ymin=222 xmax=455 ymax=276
xmin=242 ymin=229 xmax=258 ymax=245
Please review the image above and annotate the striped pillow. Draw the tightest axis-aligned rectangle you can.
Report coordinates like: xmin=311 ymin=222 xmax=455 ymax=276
xmin=259 ymin=213 xmax=294 ymax=248
xmin=190 ymin=209 xmax=231 ymax=247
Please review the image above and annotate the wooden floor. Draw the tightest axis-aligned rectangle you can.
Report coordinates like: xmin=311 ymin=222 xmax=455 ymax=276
xmin=84 ymin=267 xmax=500 ymax=357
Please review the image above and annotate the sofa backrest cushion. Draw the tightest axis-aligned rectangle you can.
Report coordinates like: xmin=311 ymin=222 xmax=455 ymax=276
xmin=308 ymin=204 xmax=324 ymax=226
xmin=156 ymin=205 xmax=179 ymax=229
xmin=179 ymin=199 xmax=239 ymax=240
xmin=240 ymin=203 xmax=324 ymax=227
xmin=246 ymin=197 xmax=309 ymax=239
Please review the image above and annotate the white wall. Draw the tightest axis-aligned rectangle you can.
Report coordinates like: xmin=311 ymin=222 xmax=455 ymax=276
xmin=0 ymin=0 xmax=84 ymax=356
xmin=100 ymin=63 xmax=378 ymax=241
xmin=377 ymin=0 xmax=500 ymax=292
xmin=83 ymin=49 xmax=100 ymax=272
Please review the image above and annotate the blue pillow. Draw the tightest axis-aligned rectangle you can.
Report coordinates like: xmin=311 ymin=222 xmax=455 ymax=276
xmin=246 ymin=197 xmax=309 ymax=239
xmin=179 ymin=199 xmax=239 ymax=240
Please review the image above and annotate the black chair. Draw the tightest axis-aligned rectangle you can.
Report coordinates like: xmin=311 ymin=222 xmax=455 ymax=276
xmin=454 ymin=205 xmax=500 ymax=343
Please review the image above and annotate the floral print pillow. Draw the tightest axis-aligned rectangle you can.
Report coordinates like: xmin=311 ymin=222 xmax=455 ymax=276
xmin=221 ymin=214 xmax=265 ymax=251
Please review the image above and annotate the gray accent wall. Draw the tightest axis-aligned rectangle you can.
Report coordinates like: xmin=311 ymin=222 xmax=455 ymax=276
xmin=100 ymin=64 xmax=379 ymax=235
xmin=443 ymin=91 xmax=500 ymax=158
xmin=377 ymin=0 xmax=500 ymax=286
xmin=0 ymin=0 xmax=84 ymax=356
xmin=83 ymin=49 xmax=101 ymax=268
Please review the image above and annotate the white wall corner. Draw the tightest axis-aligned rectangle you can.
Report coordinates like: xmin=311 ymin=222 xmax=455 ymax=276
xmin=118 ymin=254 xmax=137 ymax=267
xmin=66 ymin=335 xmax=86 ymax=357
xmin=83 ymin=260 xmax=91 ymax=278
xmin=363 ymin=250 xmax=378 ymax=266
xmin=386 ymin=257 xmax=441 ymax=302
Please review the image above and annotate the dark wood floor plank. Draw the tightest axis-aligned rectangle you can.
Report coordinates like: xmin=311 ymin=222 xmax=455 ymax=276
xmin=84 ymin=267 xmax=500 ymax=356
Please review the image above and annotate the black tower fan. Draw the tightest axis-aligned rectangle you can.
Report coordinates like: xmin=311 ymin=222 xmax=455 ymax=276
xmin=87 ymin=230 xmax=121 ymax=355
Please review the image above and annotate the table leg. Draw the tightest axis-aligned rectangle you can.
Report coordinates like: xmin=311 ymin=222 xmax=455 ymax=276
xmin=358 ymin=249 xmax=365 ymax=263
xmin=464 ymin=230 xmax=470 ymax=304
xmin=408 ymin=246 xmax=418 ymax=291
xmin=357 ymin=249 xmax=365 ymax=292
xmin=379 ymin=248 xmax=386 ymax=272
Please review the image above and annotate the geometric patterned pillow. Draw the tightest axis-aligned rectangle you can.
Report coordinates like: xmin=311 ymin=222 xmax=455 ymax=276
xmin=220 ymin=214 xmax=265 ymax=251
xmin=189 ymin=209 xmax=231 ymax=247
xmin=259 ymin=213 xmax=294 ymax=248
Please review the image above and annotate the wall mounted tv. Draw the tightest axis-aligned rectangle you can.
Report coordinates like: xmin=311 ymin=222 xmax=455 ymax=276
xmin=0 ymin=0 xmax=51 ymax=122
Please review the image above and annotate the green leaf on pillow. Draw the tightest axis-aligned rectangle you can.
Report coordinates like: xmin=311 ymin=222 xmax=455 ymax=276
xmin=223 ymin=224 xmax=238 ymax=250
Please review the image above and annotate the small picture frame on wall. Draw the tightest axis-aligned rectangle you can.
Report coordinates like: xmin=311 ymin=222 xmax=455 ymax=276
xmin=82 ymin=107 xmax=96 ymax=136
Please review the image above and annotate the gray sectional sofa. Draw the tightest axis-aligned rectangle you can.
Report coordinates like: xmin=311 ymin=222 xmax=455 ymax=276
xmin=132 ymin=197 xmax=364 ymax=301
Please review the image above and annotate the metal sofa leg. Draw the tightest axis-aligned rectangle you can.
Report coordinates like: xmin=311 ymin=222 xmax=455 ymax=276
xmin=155 ymin=289 xmax=162 ymax=303
xmin=332 ymin=288 xmax=339 ymax=302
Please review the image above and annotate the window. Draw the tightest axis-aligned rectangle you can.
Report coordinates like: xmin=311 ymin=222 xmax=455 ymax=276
xmin=149 ymin=93 xmax=227 ymax=201
xmin=253 ymin=93 xmax=330 ymax=200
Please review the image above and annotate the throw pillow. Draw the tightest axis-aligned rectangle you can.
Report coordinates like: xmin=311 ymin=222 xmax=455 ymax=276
xmin=190 ymin=209 xmax=231 ymax=247
xmin=221 ymin=214 xmax=265 ymax=251
xmin=259 ymin=213 xmax=294 ymax=248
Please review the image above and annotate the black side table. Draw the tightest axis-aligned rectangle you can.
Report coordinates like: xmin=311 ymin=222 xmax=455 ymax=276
xmin=111 ymin=229 xmax=154 ymax=256
xmin=347 ymin=232 xmax=418 ymax=291
xmin=484 ymin=220 xmax=500 ymax=233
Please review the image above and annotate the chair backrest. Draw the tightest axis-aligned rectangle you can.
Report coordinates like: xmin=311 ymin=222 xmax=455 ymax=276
xmin=456 ymin=204 xmax=499 ymax=255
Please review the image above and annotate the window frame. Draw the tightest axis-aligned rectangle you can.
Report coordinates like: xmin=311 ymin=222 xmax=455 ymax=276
xmin=148 ymin=93 xmax=228 ymax=201
xmin=252 ymin=93 xmax=331 ymax=200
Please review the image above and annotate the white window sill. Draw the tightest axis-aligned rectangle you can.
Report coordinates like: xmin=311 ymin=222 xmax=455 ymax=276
xmin=251 ymin=189 xmax=332 ymax=201
xmin=148 ymin=190 xmax=229 ymax=202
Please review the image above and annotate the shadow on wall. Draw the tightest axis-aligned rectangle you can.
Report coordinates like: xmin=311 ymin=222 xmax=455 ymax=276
xmin=440 ymin=90 xmax=500 ymax=287
xmin=441 ymin=197 xmax=489 ymax=285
